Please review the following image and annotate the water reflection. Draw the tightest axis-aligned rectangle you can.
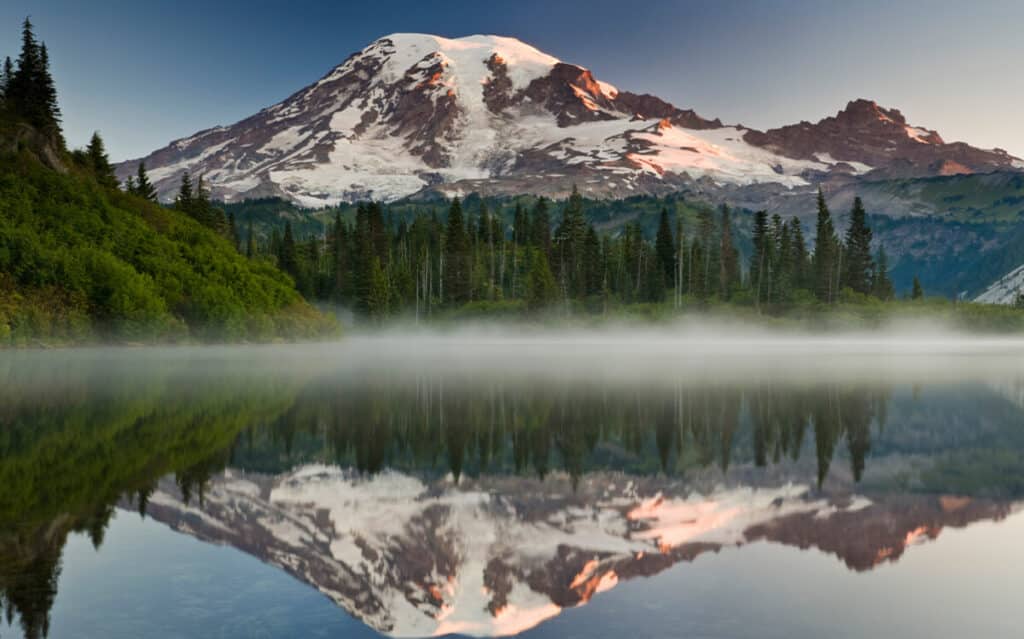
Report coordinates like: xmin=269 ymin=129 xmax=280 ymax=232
xmin=2 ymin=341 xmax=1024 ymax=637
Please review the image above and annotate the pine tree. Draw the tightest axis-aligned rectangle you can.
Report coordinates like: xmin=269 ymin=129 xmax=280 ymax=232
xmin=555 ymin=185 xmax=587 ymax=296
xmin=246 ymin=220 xmax=256 ymax=258
xmin=0 ymin=56 xmax=13 ymax=104
xmin=280 ymin=221 xmax=299 ymax=280
xmin=911 ymin=275 xmax=923 ymax=300
xmin=872 ymin=248 xmax=895 ymax=300
xmin=175 ymin=171 xmax=194 ymax=213
xmin=444 ymin=197 xmax=471 ymax=305
xmin=526 ymin=248 xmax=557 ymax=311
xmin=789 ymin=217 xmax=809 ymax=291
xmin=842 ymin=197 xmax=874 ymax=295
xmin=134 ymin=161 xmax=157 ymax=201
xmin=719 ymin=204 xmax=740 ymax=298
xmin=750 ymin=210 xmax=771 ymax=305
xmin=583 ymin=224 xmax=603 ymax=296
xmin=655 ymin=207 xmax=676 ymax=288
xmin=86 ymin=132 xmax=117 ymax=188
xmin=813 ymin=189 xmax=838 ymax=303
xmin=228 ymin=211 xmax=239 ymax=250
xmin=37 ymin=42 xmax=60 ymax=133
xmin=366 ymin=257 xmax=390 ymax=319
xmin=530 ymin=197 xmax=552 ymax=257
xmin=7 ymin=18 xmax=41 ymax=121
xmin=124 ymin=175 xmax=136 ymax=195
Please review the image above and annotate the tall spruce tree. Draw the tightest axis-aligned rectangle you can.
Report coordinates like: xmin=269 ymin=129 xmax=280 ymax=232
xmin=175 ymin=171 xmax=193 ymax=213
xmin=872 ymin=248 xmax=895 ymax=300
xmin=0 ymin=56 xmax=13 ymax=104
xmin=842 ymin=197 xmax=874 ymax=294
xmin=719 ymin=205 xmax=740 ymax=298
xmin=813 ymin=189 xmax=838 ymax=303
xmin=444 ymin=197 xmax=471 ymax=305
xmin=280 ymin=221 xmax=299 ymax=280
xmin=788 ymin=217 xmax=809 ymax=291
xmin=134 ymin=161 xmax=157 ymax=201
xmin=749 ymin=210 xmax=771 ymax=305
xmin=911 ymin=275 xmax=923 ymax=300
xmin=655 ymin=207 xmax=676 ymax=287
xmin=86 ymin=132 xmax=117 ymax=188
xmin=7 ymin=19 xmax=61 ymax=135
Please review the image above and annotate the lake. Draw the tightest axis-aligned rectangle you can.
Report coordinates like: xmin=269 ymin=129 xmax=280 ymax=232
xmin=2 ymin=331 xmax=1024 ymax=638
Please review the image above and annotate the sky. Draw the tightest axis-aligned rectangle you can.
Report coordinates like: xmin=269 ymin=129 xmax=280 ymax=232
xmin=2 ymin=0 xmax=1022 ymax=161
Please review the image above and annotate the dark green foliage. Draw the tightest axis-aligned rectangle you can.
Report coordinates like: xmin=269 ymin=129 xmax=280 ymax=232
xmin=719 ymin=205 xmax=740 ymax=298
xmin=444 ymin=197 xmax=471 ymax=305
xmin=133 ymin=161 xmax=157 ymax=201
xmin=842 ymin=196 xmax=874 ymax=294
xmin=814 ymin=189 xmax=839 ymax=303
xmin=655 ymin=207 xmax=676 ymax=287
xmin=0 ymin=151 xmax=334 ymax=344
xmin=526 ymin=248 xmax=557 ymax=310
xmin=85 ymin=132 xmax=117 ymax=189
xmin=911 ymin=275 xmax=924 ymax=300
xmin=750 ymin=210 xmax=771 ymax=305
xmin=872 ymin=248 xmax=895 ymax=300
xmin=4 ymin=19 xmax=61 ymax=139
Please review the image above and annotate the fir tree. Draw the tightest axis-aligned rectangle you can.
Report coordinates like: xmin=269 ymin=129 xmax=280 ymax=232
xmin=789 ymin=217 xmax=809 ymax=291
xmin=0 ymin=56 xmax=13 ymax=104
xmin=583 ymin=225 xmax=603 ymax=296
xmin=842 ymin=196 xmax=874 ymax=295
xmin=134 ymin=161 xmax=157 ymax=201
xmin=655 ymin=207 xmax=676 ymax=287
xmin=530 ymin=197 xmax=552 ymax=257
xmin=444 ymin=197 xmax=471 ymax=305
xmin=175 ymin=171 xmax=193 ymax=213
xmin=911 ymin=275 xmax=923 ymax=300
xmin=813 ymin=189 xmax=838 ymax=303
xmin=750 ymin=210 xmax=771 ymax=305
xmin=86 ymin=132 xmax=117 ymax=188
xmin=246 ymin=220 xmax=256 ymax=258
xmin=526 ymin=248 xmax=557 ymax=311
xmin=37 ymin=43 xmax=60 ymax=133
xmin=123 ymin=175 xmax=136 ymax=195
xmin=719 ymin=205 xmax=740 ymax=298
xmin=280 ymin=221 xmax=299 ymax=280
xmin=871 ymin=248 xmax=894 ymax=300
xmin=366 ymin=257 xmax=389 ymax=319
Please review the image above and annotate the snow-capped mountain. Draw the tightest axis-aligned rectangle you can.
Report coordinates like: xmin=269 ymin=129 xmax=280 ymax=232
xmin=975 ymin=264 xmax=1024 ymax=304
xmin=137 ymin=465 xmax=1013 ymax=637
xmin=116 ymin=33 xmax=1023 ymax=206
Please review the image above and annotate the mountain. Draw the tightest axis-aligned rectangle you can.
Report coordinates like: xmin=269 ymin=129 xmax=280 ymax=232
xmin=115 ymin=34 xmax=1023 ymax=207
xmin=138 ymin=466 xmax=1015 ymax=637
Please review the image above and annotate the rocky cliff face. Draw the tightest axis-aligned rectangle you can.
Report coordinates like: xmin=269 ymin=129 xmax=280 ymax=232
xmin=115 ymin=34 xmax=1023 ymax=207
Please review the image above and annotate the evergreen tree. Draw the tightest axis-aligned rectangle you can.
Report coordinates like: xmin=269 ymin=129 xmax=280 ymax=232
xmin=655 ymin=207 xmax=676 ymax=287
xmin=0 ymin=56 xmax=12 ymax=103
xmin=813 ymin=189 xmax=838 ymax=303
xmin=37 ymin=43 xmax=60 ymax=132
xmin=842 ymin=196 xmax=874 ymax=294
xmin=123 ymin=175 xmax=136 ymax=195
xmin=280 ymin=221 xmax=299 ymax=280
xmin=366 ymin=257 xmax=389 ymax=319
xmin=583 ymin=224 xmax=603 ymax=296
xmin=228 ymin=211 xmax=239 ymax=251
xmin=530 ymin=197 xmax=552 ymax=257
xmin=719 ymin=205 xmax=740 ymax=298
xmin=911 ymin=275 xmax=923 ymax=300
xmin=86 ymin=132 xmax=117 ymax=188
xmin=789 ymin=217 xmax=809 ymax=291
xmin=750 ymin=210 xmax=771 ymax=305
xmin=134 ymin=161 xmax=157 ymax=201
xmin=246 ymin=220 xmax=256 ymax=258
xmin=526 ymin=248 xmax=557 ymax=311
xmin=872 ymin=248 xmax=895 ymax=300
xmin=555 ymin=185 xmax=588 ymax=296
xmin=174 ymin=171 xmax=193 ymax=213
xmin=444 ymin=197 xmax=471 ymax=305
xmin=7 ymin=19 xmax=61 ymax=135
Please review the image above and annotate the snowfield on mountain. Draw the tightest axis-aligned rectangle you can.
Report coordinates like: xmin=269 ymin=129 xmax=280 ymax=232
xmin=117 ymin=34 xmax=1023 ymax=206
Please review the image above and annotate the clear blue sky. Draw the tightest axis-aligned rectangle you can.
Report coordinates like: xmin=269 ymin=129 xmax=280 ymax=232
xmin=2 ymin=0 xmax=1021 ymax=161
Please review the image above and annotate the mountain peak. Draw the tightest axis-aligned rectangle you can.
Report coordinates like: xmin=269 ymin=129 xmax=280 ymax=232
xmin=117 ymin=34 xmax=1022 ymax=205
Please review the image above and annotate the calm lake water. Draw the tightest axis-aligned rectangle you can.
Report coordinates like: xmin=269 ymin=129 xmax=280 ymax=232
xmin=2 ymin=332 xmax=1024 ymax=638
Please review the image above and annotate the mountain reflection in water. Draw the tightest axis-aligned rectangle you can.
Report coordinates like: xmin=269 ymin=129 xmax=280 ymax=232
xmin=2 ymin=337 xmax=1024 ymax=638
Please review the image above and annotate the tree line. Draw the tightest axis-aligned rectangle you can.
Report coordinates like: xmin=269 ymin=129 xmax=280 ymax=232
xmin=0 ymin=18 xmax=61 ymax=140
xmin=241 ymin=185 xmax=900 ymax=319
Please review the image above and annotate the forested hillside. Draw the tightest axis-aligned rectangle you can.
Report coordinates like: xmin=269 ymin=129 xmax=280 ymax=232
xmin=0 ymin=19 xmax=335 ymax=345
